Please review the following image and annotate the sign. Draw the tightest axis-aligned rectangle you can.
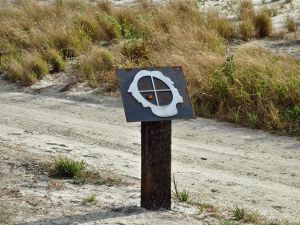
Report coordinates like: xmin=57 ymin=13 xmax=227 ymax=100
xmin=117 ymin=67 xmax=194 ymax=122
xmin=116 ymin=66 xmax=194 ymax=210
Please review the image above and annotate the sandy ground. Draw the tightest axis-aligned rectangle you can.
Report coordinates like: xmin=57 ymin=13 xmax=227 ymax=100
xmin=0 ymin=74 xmax=299 ymax=225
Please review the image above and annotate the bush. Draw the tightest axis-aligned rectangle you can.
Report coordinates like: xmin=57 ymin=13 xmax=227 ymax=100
xmin=50 ymin=157 xmax=86 ymax=178
xmin=254 ymin=11 xmax=272 ymax=37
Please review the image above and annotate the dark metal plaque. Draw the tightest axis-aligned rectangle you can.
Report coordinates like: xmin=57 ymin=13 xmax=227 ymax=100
xmin=116 ymin=66 xmax=194 ymax=122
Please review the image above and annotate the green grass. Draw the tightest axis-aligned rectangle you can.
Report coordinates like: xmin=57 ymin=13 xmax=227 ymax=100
xmin=232 ymin=205 xmax=261 ymax=223
xmin=50 ymin=157 xmax=86 ymax=179
xmin=172 ymin=175 xmax=189 ymax=202
xmin=233 ymin=205 xmax=246 ymax=221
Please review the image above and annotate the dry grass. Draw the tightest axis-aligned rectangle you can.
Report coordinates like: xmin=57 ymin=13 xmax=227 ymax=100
xmin=0 ymin=0 xmax=299 ymax=135
xmin=238 ymin=0 xmax=273 ymax=38
xmin=285 ymin=17 xmax=298 ymax=32
xmin=254 ymin=10 xmax=273 ymax=37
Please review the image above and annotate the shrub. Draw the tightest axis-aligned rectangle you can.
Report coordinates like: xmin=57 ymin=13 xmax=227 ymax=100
xmin=50 ymin=157 xmax=86 ymax=178
xmin=239 ymin=20 xmax=256 ymax=40
xmin=286 ymin=17 xmax=297 ymax=32
xmin=254 ymin=11 xmax=272 ymax=37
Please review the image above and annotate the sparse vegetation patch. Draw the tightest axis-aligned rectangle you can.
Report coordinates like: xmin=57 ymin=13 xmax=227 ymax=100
xmin=50 ymin=157 xmax=86 ymax=179
xmin=172 ymin=175 xmax=189 ymax=202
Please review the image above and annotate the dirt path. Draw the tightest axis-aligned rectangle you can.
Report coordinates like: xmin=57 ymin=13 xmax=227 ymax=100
xmin=0 ymin=77 xmax=299 ymax=224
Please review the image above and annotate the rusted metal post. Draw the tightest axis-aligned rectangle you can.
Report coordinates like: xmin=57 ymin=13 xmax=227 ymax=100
xmin=141 ymin=120 xmax=171 ymax=210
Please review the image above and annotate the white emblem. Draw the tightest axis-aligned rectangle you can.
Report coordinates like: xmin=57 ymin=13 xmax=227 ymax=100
xmin=128 ymin=70 xmax=183 ymax=117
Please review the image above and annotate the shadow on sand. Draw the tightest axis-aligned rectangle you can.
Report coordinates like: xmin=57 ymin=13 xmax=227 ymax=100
xmin=16 ymin=206 xmax=146 ymax=225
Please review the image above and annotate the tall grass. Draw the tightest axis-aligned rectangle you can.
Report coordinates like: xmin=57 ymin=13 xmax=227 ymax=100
xmin=0 ymin=0 xmax=299 ymax=135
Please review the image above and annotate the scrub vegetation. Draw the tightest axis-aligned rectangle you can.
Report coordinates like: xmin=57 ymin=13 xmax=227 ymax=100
xmin=0 ymin=0 xmax=299 ymax=135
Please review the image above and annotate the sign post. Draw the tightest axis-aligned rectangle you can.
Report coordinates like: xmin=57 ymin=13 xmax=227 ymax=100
xmin=117 ymin=67 xmax=194 ymax=210
xmin=141 ymin=121 xmax=171 ymax=209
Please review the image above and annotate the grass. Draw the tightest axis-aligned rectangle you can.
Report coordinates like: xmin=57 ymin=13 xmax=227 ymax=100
xmin=233 ymin=205 xmax=246 ymax=220
xmin=285 ymin=17 xmax=297 ymax=32
xmin=172 ymin=175 xmax=189 ymax=202
xmin=50 ymin=157 xmax=86 ymax=179
xmin=232 ymin=205 xmax=261 ymax=223
xmin=254 ymin=10 xmax=273 ymax=38
xmin=49 ymin=157 xmax=130 ymax=186
xmin=0 ymin=0 xmax=299 ymax=136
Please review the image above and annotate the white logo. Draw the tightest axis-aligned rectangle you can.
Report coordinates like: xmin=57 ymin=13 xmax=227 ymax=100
xmin=128 ymin=70 xmax=183 ymax=117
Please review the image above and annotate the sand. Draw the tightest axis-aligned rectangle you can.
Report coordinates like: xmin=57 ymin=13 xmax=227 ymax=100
xmin=0 ymin=75 xmax=299 ymax=225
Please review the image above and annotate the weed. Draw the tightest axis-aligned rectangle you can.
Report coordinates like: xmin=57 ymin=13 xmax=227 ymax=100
xmin=233 ymin=205 xmax=246 ymax=220
xmin=172 ymin=175 xmax=189 ymax=202
xmin=50 ymin=157 xmax=86 ymax=179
